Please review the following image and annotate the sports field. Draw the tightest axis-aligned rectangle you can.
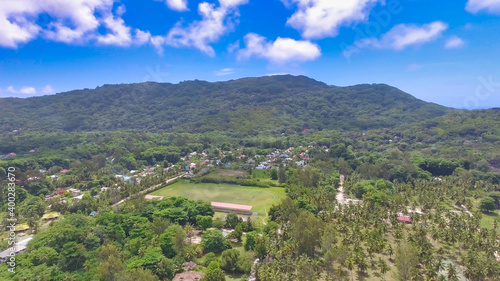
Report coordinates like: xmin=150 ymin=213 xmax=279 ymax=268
xmin=149 ymin=180 xmax=286 ymax=217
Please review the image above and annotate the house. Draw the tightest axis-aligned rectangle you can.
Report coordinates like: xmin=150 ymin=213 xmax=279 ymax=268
xmin=397 ymin=216 xmax=412 ymax=224
xmin=41 ymin=212 xmax=60 ymax=221
xmin=225 ymin=163 xmax=232 ymax=168
xmin=89 ymin=211 xmax=98 ymax=217
xmin=60 ymin=169 xmax=69 ymax=174
xmin=144 ymin=195 xmax=164 ymax=200
xmin=173 ymin=272 xmax=205 ymax=281
xmin=296 ymin=160 xmax=306 ymax=167
xmin=50 ymin=175 xmax=58 ymax=180
xmin=184 ymin=261 xmax=198 ymax=271
xmin=13 ymin=224 xmax=30 ymax=233
xmin=67 ymin=188 xmax=81 ymax=196
xmin=73 ymin=194 xmax=84 ymax=200
xmin=0 ymin=245 xmax=27 ymax=263
xmin=56 ymin=189 xmax=66 ymax=195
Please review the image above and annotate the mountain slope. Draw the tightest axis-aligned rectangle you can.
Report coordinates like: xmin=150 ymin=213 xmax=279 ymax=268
xmin=0 ymin=75 xmax=454 ymax=133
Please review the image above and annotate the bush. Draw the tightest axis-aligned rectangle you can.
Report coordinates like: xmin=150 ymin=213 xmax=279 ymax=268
xmin=479 ymin=197 xmax=496 ymax=212
xmin=201 ymin=230 xmax=231 ymax=253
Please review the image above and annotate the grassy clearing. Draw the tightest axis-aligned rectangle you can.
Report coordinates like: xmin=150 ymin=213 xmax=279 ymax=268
xmin=213 ymin=169 xmax=250 ymax=178
xmin=149 ymin=180 xmax=286 ymax=218
xmin=480 ymin=210 xmax=499 ymax=234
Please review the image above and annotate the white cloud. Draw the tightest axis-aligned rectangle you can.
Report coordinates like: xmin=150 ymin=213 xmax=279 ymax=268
xmin=0 ymin=0 xmax=140 ymax=48
xmin=134 ymin=29 xmax=152 ymax=45
xmin=96 ymin=9 xmax=132 ymax=47
xmin=282 ymin=0 xmax=380 ymax=39
xmin=6 ymin=85 xmax=36 ymax=95
xmin=214 ymin=68 xmax=235 ymax=76
xmin=151 ymin=35 xmax=166 ymax=55
xmin=166 ymin=0 xmax=189 ymax=12
xmin=43 ymin=85 xmax=55 ymax=94
xmin=163 ymin=0 xmax=248 ymax=56
xmin=466 ymin=0 xmax=500 ymax=15
xmin=445 ymin=36 xmax=465 ymax=49
xmin=238 ymin=33 xmax=321 ymax=64
xmin=352 ymin=21 xmax=448 ymax=51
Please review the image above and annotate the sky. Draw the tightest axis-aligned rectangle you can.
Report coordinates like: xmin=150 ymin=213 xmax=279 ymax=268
xmin=0 ymin=0 xmax=500 ymax=109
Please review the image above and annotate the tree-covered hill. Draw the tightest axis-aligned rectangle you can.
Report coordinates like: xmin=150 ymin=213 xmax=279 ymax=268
xmin=0 ymin=75 xmax=453 ymax=133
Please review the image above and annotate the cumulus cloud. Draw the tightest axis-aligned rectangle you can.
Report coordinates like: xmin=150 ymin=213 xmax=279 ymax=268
xmin=162 ymin=0 xmax=248 ymax=56
xmin=466 ymin=0 xmax=500 ymax=14
xmin=282 ymin=0 xmax=381 ymax=39
xmin=238 ymin=33 xmax=321 ymax=64
xmin=7 ymin=86 xmax=36 ymax=95
xmin=166 ymin=0 xmax=189 ymax=11
xmin=351 ymin=21 xmax=448 ymax=51
xmin=445 ymin=36 xmax=465 ymax=49
xmin=0 ymin=0 xmax=142 ymax=48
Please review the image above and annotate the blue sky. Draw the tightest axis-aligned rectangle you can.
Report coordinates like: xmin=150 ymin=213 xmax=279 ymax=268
xmin=1 ymin=0 xmax=500 ymax=109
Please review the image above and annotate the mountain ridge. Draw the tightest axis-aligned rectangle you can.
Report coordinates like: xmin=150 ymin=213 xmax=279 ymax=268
xmin=0 ymin=75 xmax=454 ymax=133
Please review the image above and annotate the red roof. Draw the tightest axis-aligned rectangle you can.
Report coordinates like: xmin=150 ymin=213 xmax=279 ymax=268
xmin=144 ymin=195 xmax=163 ymax=200
xmin=57 ymin=189 xmax=66 ymax=195
xmin=8 ymin=152 xmax=16 ymax=156
xmin=211 ymin=202 xmax=253 ymax=211
xmin=60 ymin=169 xmax=69 ymax=173
xmin=397 ymin=216 xmax=412 ymax=222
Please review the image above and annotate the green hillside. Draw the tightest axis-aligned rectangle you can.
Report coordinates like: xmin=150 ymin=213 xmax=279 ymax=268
xmin=0 ymin=75 xmax=453 ymax=133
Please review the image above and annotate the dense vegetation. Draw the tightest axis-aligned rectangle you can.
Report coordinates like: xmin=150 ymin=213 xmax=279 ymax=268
xmin=0 ymin=76 xmax=499 ymax=280
xmin=0 ymin=75 xmax=452 ymax=133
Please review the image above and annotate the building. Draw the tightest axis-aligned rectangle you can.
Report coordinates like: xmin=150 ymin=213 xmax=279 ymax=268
xmin=0 ymin=245 xmax=26 ymax=263
xmin=211 ymin=202 xmax=253 ymax=216
xmin=397 ymin=216 xmax=412 ymax=224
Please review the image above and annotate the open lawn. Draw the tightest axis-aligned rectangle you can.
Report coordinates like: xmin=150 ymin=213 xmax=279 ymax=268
xmin=480 ymin=210 xmax=500 ymax=234
xmin=149 ymin=180 xmax=286 ymax=218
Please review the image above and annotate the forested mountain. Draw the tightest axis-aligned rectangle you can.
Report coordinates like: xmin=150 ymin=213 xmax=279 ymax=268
xmin=0 ymin=75 xmax=453 ymax=133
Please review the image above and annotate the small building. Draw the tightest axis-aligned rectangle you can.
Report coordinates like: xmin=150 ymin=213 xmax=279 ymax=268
xmin=173 ymin=272 xmax=205 ymax=281
xmin=73 ymin=194 xmax=84 ymax=200
xmin=42 ymin=212 xmax=60 ymax=221
xmin=14 ymin=224 xmax=30 ymax=233
xmin=56 ymin=189 xmax=66 ymax=195
xmin=89 ymin=211 xmax=98 ymax=217
xmin=0 ymin=245 xmax=27 ymax=263
xmin=184 ymin=261 xmax=198 ymax=271
xmin=144 ymin=195 xmax=163 ymax=200
xmin=397 ymin=216 xmax=412 ymax=224
xmin=67 ymin=188 xmax=81 ymax=196
xmin=225 ymin=163 xmax=232 ymax=168
xmin=60 ymin=169 xmax=69 ymax=174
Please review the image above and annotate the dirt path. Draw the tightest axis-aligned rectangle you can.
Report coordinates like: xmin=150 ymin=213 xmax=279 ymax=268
xmin=336 ymin=174 xmax=346 ymax=204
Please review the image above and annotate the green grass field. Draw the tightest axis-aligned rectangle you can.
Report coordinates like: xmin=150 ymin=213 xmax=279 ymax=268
xmin=480 ymin=210 xmax=500 ymax=234
xmin=149 ymin=180 xmax=286 ymax=218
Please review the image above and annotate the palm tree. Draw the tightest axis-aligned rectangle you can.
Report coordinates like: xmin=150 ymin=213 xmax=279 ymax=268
xmin=378 ymin=258 xmax=390 ymax=280
xmin=345 ymin=257 xmax=355 ymax=281
xmin=447 ymin=263 xmax=459 ymax=281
